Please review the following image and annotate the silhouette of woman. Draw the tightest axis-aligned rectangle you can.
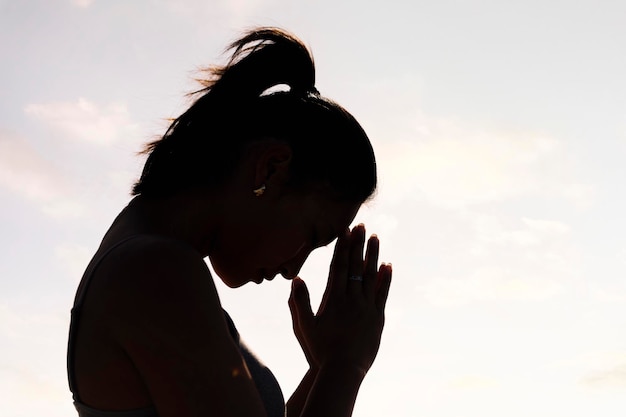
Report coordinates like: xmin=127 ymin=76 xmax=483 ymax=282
xmin=67 ymin=27 xmax=392 ymax=417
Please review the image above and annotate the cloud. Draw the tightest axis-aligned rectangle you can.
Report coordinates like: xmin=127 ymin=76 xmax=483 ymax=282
xmin=619 ymin=248 xmax=626 ymax=265
xmin=0 ymin=130 xmax=85 ymax=217
xmin=0 ymin=304 xmax=73 ymax=416
xmin=473 ymin=216 xmax=571 ymax=248
xmin=410 ymin=213 xmax=578 ymax=307
xmin=25 ymin=98 xmax=140 ymax=146
xmin=71 ymin=0 xmax=93 ymax=8
xmin=446 ymin=374 xmax=500 ymax=390
xmin=551 ymin=350 xmax=626 ymax=388
xmin=163 ymin=0 xmax=276 ymax=26
xmin=375 ymin=118 xmax=594 ymax=210
xmin=416 ymin=266 xmax=564 ymax=307
xmin=0 ymin=130 xmax=68 ymax=201
xmin=588 ymin=281 xmax=626 ymax=304
xmin=581 ymin=364 xmax=626 ymax=388
xmin=55 ymin=243 xmax=92 ymax=281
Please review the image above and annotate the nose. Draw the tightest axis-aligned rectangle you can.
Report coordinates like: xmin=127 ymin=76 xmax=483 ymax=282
xmin=280 ymin=248 xmax=312 ymax=279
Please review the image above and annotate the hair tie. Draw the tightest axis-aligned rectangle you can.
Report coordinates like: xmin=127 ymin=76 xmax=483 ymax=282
xmin=260 ymin=83 xmax=318 ymax=98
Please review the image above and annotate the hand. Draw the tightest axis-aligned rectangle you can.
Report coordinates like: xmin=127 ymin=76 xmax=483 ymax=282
xmin=288 ymin=224 xmax=392 ymax=374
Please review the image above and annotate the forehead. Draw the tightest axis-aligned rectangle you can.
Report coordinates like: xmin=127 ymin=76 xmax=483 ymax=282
xmin=304 ymin=194 xmax=361 ymax=239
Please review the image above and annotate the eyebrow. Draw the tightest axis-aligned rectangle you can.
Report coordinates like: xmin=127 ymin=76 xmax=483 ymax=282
xmin=317 ymin=225 xmax=337 ymax=248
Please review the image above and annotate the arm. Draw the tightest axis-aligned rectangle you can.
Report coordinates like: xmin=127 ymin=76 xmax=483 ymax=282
xmin=287 ymin=225 xmax=393 ymax=417
xmin=286 ymin=367 xmax=317 ymax=417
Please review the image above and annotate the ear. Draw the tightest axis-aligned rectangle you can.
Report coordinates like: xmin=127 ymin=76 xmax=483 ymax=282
xmin=253 ymin=141 xmax=293 ymax=191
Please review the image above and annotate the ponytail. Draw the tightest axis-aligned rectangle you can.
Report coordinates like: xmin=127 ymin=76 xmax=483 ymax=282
xmin=133 ymin=27 xmax=376 ymax=203
xmin=205 ymin=27 xmax=317 ymax=100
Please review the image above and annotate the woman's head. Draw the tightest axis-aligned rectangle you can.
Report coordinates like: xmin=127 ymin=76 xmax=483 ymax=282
xmin=132 ymin=27 xmax=377 ymax=204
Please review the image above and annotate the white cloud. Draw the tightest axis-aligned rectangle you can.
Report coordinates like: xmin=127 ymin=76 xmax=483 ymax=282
xmin=577 ymin=353 xmax=626 ymax=389
xmin=588 ymin=281 xmax=626 ymax=304
xmin=55 ymin=243 xmax=92 ymax=281
xmin=42 ymin=199 xmax=87 ymax=219
xmin=25 ymin=98 xmax=140 ymax=146
xmin=0 ymin=130 xmax=67 ymax=201
xmin=375 ymin=119 xmax=594 ymax=210
xmin=581 ymin=364 xmax=626 ymax=388
xmin=71 ymin=0 xmax=93 ymax=8
xmin=473 ymin=215 xmax=571 ymax=248
xmin=164 ymin=0 xmax=276 ymax=26
xmin=0 ymin=130 xmax=86 ymax=217
xmin=409 ymin=212 xmax=579 ymax=307
xmin=446 ymin=374 xmax=500 ymax=390
xmin=618 ymin=248 xmax=626 ymax=265
xmin=0 ymin=304 xmax=74 ymax=416
xmin=522 ymin=217 xmax=571 ymax=234
xmin=416 ymin=266 xmax=563 ymax=307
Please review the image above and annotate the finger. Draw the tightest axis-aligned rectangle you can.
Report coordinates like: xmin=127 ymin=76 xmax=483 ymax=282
xmin=291 ymin=278 xmax=314 ymax=335
xmin=288 ymin=282 xmax=302 ymax=336
xmin=324 ymin=228 xmax=351 ymax=304
xmin=289 ymin=278 xmax=315 ymax=364
xmin=348 ymin=224 xmax=366 ymax=295
xmin=375 ymin=264 xmax=392 ymax=312
xmin=362 ymin=234 xmax=380 ymax=299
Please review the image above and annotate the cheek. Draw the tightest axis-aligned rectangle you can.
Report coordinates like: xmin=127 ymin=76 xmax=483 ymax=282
xmin=269 ymin=231 xmax=307 ymax=258
xmin=208 ymin=239 xmax=259 ymax=285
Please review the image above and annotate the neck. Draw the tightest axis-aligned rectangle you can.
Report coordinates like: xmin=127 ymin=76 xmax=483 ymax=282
xmin=110 ymin=192 xmax=219 ymax=257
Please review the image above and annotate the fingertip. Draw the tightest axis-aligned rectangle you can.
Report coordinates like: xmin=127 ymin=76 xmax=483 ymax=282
xmin=336 ymin=228 xmax=351 ymax=250
xmin=375 ymin=267 xmax=393 ymax=311
xmin=368 ymin=235 xmax=380 ymax=250
xmin=377 ymin=263 xmax=392 ymax=285
xmin=383 ymin=265 xmax=393 ymax=285
xmin=292 ymin=277 xmax=310 ymax=296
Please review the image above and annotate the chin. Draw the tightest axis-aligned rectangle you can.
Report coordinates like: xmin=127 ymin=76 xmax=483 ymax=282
xmin=219 ymin=271 xmax=260 ymax=288
xmin=209 ymin=257 xmax=268 ymax=288
xmin=221 ymin=276 xmax=250 ymax=288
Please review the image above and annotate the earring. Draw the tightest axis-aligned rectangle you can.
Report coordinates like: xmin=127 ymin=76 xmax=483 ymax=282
xmin=253 ymin=184 xmax=266 ymax=197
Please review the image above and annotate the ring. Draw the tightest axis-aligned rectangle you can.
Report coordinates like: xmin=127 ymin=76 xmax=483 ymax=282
xmin=348 ymin=275 xmax=363 ymax=282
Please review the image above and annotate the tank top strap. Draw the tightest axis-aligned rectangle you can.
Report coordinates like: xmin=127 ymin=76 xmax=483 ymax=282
xmin=72 ymin=235 xmax=145 ymax=309
xmin=68 ymin=234 xmax=145 ymax=402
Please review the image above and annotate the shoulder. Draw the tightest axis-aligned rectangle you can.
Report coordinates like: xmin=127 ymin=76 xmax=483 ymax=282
xmin=101 ymin=234 xmax=208 ymax=273
xmin=98 ymin=234 xmax=211 ymax=290
xmin=91 ymin=234 xmax=223 ymax=332
xmin=89 ymin=235 xmax=268 ymax=416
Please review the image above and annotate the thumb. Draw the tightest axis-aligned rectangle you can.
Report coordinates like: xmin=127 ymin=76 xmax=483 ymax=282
xmin=290 ymin=277 xmax=314 ymax=332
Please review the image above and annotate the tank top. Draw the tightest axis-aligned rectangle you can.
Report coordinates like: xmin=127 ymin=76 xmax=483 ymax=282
xmin=67 ymin=235 xmax=285 ymax=417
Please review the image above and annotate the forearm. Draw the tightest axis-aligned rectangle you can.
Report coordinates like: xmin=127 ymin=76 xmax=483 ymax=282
xmin=286 ymin=367 xmax=318 ymax=417
xmin=298 ymin=363 xmax=365 ymax=417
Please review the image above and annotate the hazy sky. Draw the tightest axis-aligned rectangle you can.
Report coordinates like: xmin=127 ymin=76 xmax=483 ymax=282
xmin=1 ymin=1 xmax=625 ymax=416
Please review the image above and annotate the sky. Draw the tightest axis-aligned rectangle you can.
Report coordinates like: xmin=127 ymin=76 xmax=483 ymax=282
xmin=1 ymin=0 xmax=625 ymax=416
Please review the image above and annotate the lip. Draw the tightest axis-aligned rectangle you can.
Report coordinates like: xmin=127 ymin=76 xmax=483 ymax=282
xmin=261 ymin=269 xmax=279 ymax=281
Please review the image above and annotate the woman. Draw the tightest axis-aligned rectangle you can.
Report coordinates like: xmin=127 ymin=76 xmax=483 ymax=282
xmin=67 ymin=27 xmax=392 ymax=417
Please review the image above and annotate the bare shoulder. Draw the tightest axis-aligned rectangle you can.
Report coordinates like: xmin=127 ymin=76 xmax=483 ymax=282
xmin=93 ymin=234 xmax=222 ymax=327
xmin=88 ymin=235 xmax=266 ymax=416
xmin=99 ymin=234 xmax=211 ymax=281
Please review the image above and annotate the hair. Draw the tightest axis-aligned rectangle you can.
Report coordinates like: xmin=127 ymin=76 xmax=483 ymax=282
xmin=132 ymin=27 xmax=377 ymax=203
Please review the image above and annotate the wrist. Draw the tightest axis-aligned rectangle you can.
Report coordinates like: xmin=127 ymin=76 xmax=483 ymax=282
xmin=319 ymin=359 xmax=367 ymax=382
